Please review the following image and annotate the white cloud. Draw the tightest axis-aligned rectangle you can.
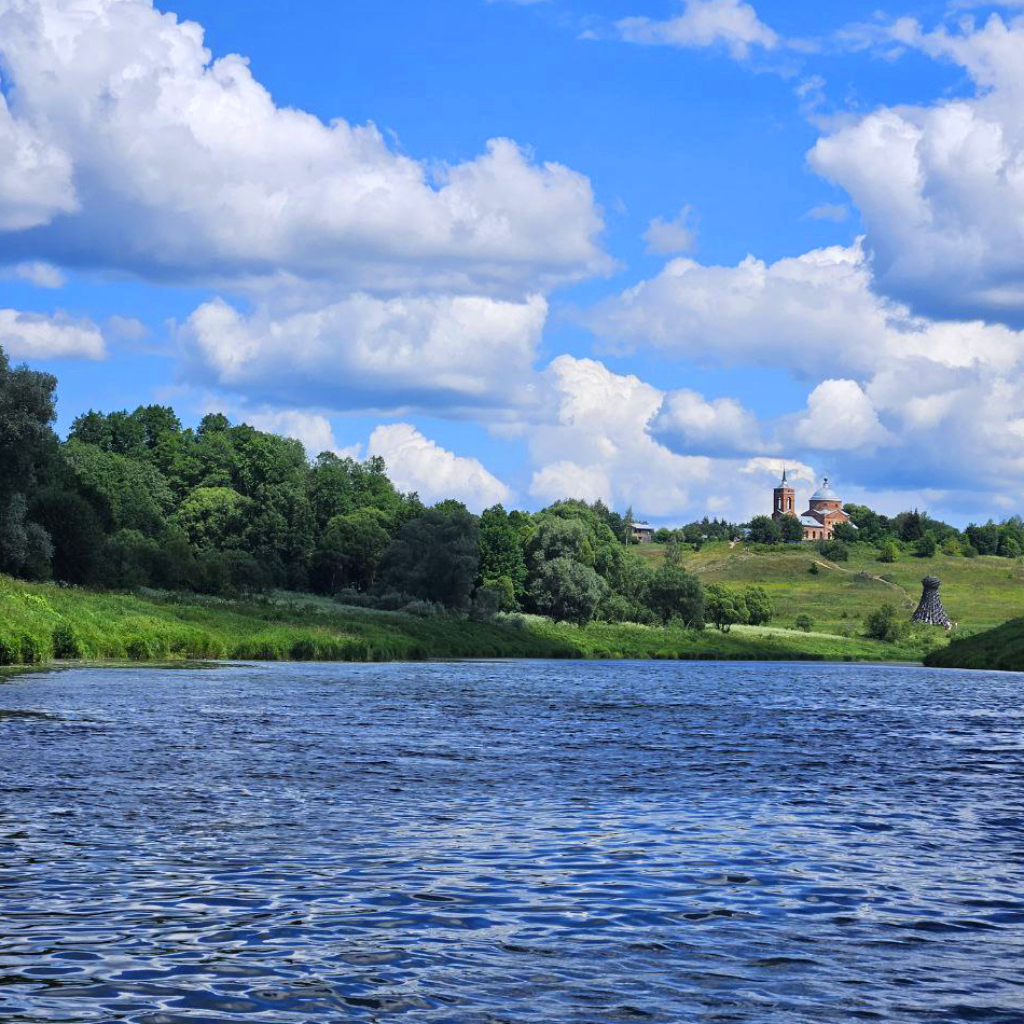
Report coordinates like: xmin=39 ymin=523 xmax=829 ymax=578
xmin=617 ymin=0 xmax=779 ymax=60
xmin=0 ymin=89 xmax=76 ymax=231
xmin=643 ymin=206 xmax=697 ymax=255
xmin=0 ymin=0 xmax=608 ymax=293
xmin=182 ymin=292 xmax=548 ymax=414
xmin=651 ymin=388 xmax=768 ymax=455
xmin=793 ymin=379 xmax=891 ymax=451
xmin=0 ymin=308 xmax=105 ymax=359
xmin=527 ymin=356 xmax=713 ymax=516
xmin=812 ymin=12 xmax=1024 ymax=324
xmin=367 ymin=423 xmax=511 ymax=511
xmin=3 ymin=261 xmax=67 ymax=288
xmin=586 ymin=240 xmax=1024 ymax=379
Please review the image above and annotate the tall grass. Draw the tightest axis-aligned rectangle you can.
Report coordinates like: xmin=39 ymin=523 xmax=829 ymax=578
xmin=0 ymin=574 xmax=936 ymax=669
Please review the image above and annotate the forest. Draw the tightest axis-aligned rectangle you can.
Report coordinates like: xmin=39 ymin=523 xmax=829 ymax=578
xmin=2 ymin=342 xmax=1022 ymax=637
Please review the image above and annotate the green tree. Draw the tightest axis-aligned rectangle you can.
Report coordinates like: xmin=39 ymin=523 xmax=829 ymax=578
xmin=779 ymin=515 xmax=806 ymax=544
xmin=377 ymin=506 xmax=480 ymax=610
xmin=528 ymin=557 xmax=608 ymax=626
xmin=748 ymin=515 xmax=782 ymax=545
xmin=311 ymin=508 xmax=391 ymax=593
xmin=172 ymin=487 xmax=251 ymax=551
xmin=704 ymin=584 xmax=748 ymax=632
xmin=743 ymin=586 xmax=774 ymax=625
xmin=478 ymin=504 xmax=528 ymax=604
xmin=914 ymin=533 xmax=938 ymax=558
xmin=794 ymin=614 xmax=814 ymax=632
xmin=646 ymin=565 xmax=705 ymax=626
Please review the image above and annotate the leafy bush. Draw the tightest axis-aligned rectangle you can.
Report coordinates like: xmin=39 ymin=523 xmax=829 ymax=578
xmin=795 ymin=614 xmax=814 ymax=633
xmin=808 ymin=562 xmax=820 ymax=575
xmin=878 ymin=541 xmax=899 ymax=564
xmin=52 ymin=623 xmax=83 ymax=660
xmin=816 ymin=540 xmax=849 ymax=563
xmin=865 ymin=603 xmax=910 ymax=643
xmin=403 ymin=599 xmax=444 ymax=618
xmin=0 ymin=635 xmax=17 ymax=665
xmin=126 ymin=637 xmax=154 ymax=661
xmin=743 ymin=586 xmax=774 ymax=625
xmin=914 ymin=534 xmax=937 ymax=558
xmin=19 ymin=633 xmax=45 ymax=664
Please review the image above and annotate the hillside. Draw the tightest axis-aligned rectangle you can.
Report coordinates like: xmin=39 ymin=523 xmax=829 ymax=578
xmin=924 ymin=619 xmax=1024 ymax=673
xmin=0 ymin=574 xmax=932 ymax=669
xmin=630 ymin=542 xmax=1024 ymax=635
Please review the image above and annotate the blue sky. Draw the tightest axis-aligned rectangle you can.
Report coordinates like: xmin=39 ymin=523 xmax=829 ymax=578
xmin=3 ymin=0 xmax=1024 ymax=524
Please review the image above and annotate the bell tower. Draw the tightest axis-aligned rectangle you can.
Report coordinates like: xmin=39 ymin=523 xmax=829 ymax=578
xmin=772 ymin=468 xmax=795 ymax=521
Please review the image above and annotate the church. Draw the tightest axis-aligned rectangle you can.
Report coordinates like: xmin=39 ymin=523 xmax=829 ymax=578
xmin=771 ymin=471 xmax=854 ymax=542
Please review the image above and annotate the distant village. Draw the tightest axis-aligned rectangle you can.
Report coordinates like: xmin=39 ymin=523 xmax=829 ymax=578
xmin=630 ymin=473 xmax=855 ymax=544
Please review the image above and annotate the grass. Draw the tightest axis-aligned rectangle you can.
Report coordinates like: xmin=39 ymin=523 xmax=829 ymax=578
xmin=632 ymin=541 xmax=1024 ymax=635
xmin=0 ymin=573 xmax=935 ymax=669
xmin=924 ymin=618 xmax=1024 ymax=673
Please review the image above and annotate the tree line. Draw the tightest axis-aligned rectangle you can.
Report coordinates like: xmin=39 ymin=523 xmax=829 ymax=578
xmin=0 ymin=344 xmax=743 ymax=629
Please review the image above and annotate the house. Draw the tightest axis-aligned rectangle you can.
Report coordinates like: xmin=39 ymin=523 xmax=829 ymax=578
xmin=771 ymin=471 xmax=855 ymax=542
xmin=631 ymin=523 xmax=656 ymax=545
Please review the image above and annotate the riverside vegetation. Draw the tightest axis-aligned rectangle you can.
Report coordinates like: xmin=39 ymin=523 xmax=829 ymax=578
xmin=2 ymin=341 xmax=1023 ymax=669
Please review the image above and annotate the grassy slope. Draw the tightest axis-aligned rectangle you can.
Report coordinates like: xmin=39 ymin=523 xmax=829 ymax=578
xmin=924 ymin=618 xmax=1024 ymax=672
xmin=632 ymin=542 xmax=1024 ymax=635
xmin=0 ymin=574 xmax=927 ymax=668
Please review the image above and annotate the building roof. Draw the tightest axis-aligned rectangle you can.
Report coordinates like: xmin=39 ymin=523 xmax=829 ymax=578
xmin=776 ymin=468 xmax=791 ymax=489
xmin=810 ymin=477 xmax=839 ymax=501
xmin=632 ymin=523 xmax=655 ymax=533
xmin=800 ymin=515 xmax=823 ymax=527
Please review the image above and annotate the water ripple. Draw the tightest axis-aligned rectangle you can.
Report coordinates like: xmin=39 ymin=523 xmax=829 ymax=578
xmin=1 ymin=660 xmax=1023 ymax=1022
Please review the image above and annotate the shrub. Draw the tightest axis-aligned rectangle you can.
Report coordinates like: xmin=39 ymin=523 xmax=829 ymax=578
xmin=470 ymin=586 xmax=502 ymax=622
xmin=963 ymin=544 xmax=979 ymax=559
xmin=808 ymin=562 xmax=820 ymax=575
xmin=865 ymin=603 xmax=910 ymax=644
xmin=52 ymin=623 xmax=83 ymax=660
xmin=816 ymin=539 xmax=849 ymax=563
xmin=914 ymin=534 xmax=938 ymax=558
xmin=0 ymin=635 xmax=17 ymax=665
xmin=743 ymin=586 xmax=774 ymax=625
xmin=794 ymin=614 xmax=814 ymax=633
xmin=126 ymin=637 xmax=154 ymax=661
xmin=19 ymin=634 xmax=45 ymax=664
xmin=878 ymin=541 xmax=899 ymax=564
xmin=403 ymin=599 xmax=444 ymax=618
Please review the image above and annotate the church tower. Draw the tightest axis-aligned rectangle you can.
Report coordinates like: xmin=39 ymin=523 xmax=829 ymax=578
xmin=772 ymin=469 xmax=796 ymax=521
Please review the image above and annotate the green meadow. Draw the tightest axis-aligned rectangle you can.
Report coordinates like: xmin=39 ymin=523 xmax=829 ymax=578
xmin=630 ymin=542 xmax=1024 ymax=636
xmin=1 ymin=572 xmax=936 ymax=669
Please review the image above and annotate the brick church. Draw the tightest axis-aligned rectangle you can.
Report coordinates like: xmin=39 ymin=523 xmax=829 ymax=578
xmin=771 ymin=470 xmax=854 ymax=542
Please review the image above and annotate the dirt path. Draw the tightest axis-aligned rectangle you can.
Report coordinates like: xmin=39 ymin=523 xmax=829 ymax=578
xmin=813 ymin=560 xmax=911 ymax=601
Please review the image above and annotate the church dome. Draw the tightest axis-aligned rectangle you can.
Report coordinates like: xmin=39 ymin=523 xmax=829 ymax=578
xmin=811 ymin=477 xmax=838 ymax=501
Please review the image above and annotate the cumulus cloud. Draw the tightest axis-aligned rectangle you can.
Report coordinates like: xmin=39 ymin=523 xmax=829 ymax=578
xmin=793 ymin=379 xmax=891 ymax=451
xmin=0 ymin=0 xmax=608 ymax=293
xmin=586 ymin=240 xmax=1024 ymax=379
xmin=617 ymin=0 xmax=780 ymax=60
xmin=643 ymin=206 xmax=697 ymax=255
xmin=0 ymin=89 xmax=76 ymax=231
xmin=0 ymin=309 xmax=105 ymax=359
xmin=367 ymin=423 xmax=511 ymax=511
xmin=812 ymin=12 xmax=1024 ymax=324
xmin=651 ymin=388 xmax=768 ymax=455
xmin=527 ymin=356 xmax=713 ymax=515
xmin=182 ymin=292 xmax=548 ymax=414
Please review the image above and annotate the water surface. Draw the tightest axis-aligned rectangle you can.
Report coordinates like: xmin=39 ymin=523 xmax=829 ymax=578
xmin=1 ymin=660 xmax=1023 ymax=1022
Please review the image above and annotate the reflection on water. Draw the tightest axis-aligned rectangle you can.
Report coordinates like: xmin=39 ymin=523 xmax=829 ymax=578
xmin=1 ymin=660 xmax=1023 ymax=1023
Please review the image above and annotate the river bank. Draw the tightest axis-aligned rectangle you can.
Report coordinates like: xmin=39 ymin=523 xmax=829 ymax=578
xmin=0 ymin=574 xmax=944 ymax=668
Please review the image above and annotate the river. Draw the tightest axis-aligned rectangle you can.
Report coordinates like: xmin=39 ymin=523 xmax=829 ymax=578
xmin=1 ymin=660 xmax=1022 ymax=1022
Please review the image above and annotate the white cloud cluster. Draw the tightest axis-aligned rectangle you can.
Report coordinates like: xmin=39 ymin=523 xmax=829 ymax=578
xmin=617 ymin=0 xmax=779 ymax=60
xmin=367 ymin=423 xmax=512 ymax=511
xmin=241 ymin=409 xmax=354 ymax=460
xmin=812 ymin=12 xmax=1024 ymax=324
xmin=793 ymin=379 xmax=891 ymax=451
xmin=0 ymin=0 xmax=607 ymax=293
xmin=587 ymin=241 xmax=1024 ymax=379
xmin=182 ymin=293 xmax=548 ymax=413
xmin=528 ymin=356 xmax=713 ymax=515
xmin=651 ymin=388 xmax=767 ymax=456
xmin=0 ymin=309 xmax=105 ymax=359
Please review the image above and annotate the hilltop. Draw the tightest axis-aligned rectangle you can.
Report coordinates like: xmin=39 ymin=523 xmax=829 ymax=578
xmin=629 ymin=541 xmax=1024 ymax=636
